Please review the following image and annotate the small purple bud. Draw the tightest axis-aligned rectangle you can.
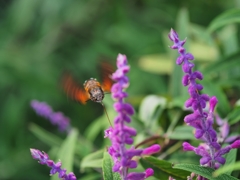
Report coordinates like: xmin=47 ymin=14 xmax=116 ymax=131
xmin=182 ymin=74 xmax=190 ymax=86
xmin=218 ymin=146 xmax=231 ymax=155
xmin=211 ymin=142 xmax=221 ymax=150
xmin=231 ymin=140 xmax=240 ymax=149
xmin=127 ymin=172 xmax=145 ymax=180
xmin=176 ymin=56 xmax=184 ymax=65
xmin=185 ymin=98 xmax=194 ymax=108
xmin=142 ymin=144 xmax=161 ymax=155
xmin=178 ymin=47 xmax=185 ymax=54
xmin=182 ymin=142 xmax=195 ymax=151
xmin=196 ymin=84 xmax=203 ymax=91
xmin=185 ymin=53 xmax=194 ymax=60
xmin=123 ymin=126 xmax=137 ymax=136
xmin=184 ymin=112 xmax=201 ymax=123
xmin=225 ymin=135 xmax=240 ymax=143
xmin=215 ymin=156 xmax=225 ymax=165
xmin=195 ymin=129 xmax=204 ymax=139
xmin=169 ymin=28 xmax=179 ymax=42
xmin=200 ymin=156 xmax=211 ymax=165
xmin=219 ymin=121 xmax=230 ymax=140
xmin=104 ymin=127 xmax=113 ymax=138
xmin=193 ymin=71 xmax=203 ymax=80
xmin=209 ymin=96 xmax=218 ymax=113
xmin=116 ymin=54 xmax=128 ymax=68
xmin=145 ymin=168 xmax=154 ymax=178
xmin=182 ymin=61 xmax=194 ymax=73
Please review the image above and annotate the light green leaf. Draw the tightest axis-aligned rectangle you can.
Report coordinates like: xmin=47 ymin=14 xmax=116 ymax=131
xmin=51 ymin=128 xmax=78 ymax=180
xmin=80 ymin=149 xmax=104 ymax=171
xmin=227 ymin=107 xmax=240 ymax=124
xmin=173 ymin=163 xmax=238 ymax=180
xmin=213 ymin=161 xmax=240 ymax=177
xmin=139 ymin=95 xmax=167 ymax=129
xmin=102 ymin=152 xmax=121 ymax=180
xmin=224 ymin=149 xmax=237 ymax=175
xmin=201 ymin=79 xmax=230 ymax=116
xmin=208 ymin=9 xmax=240 ymax=33
xmin=168 ymin=126 xmax=195 ymax=140
xmin=29 ymin=123 xmax=62 ymax=147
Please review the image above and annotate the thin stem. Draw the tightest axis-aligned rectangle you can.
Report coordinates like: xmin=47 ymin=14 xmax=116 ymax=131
xmin=101 ymin=103 xmax=113 ymax=127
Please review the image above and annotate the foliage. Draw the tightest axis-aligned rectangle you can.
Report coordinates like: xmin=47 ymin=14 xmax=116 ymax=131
xmin=1 ymin=0 xmax=240 ymax=179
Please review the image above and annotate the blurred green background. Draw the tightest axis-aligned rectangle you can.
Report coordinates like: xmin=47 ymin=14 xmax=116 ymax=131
xmin=1 ymin=0 xmax=240 ymax=179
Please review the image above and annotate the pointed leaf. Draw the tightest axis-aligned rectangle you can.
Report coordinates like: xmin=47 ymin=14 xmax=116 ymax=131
xmin=227 ymin=107 xmax=240 ymax=124
xmin=140 ymin=156 xmax=190 ymax=180
xmin=80 ymin=149 xmax=104 ymax=171
xmin=224 ymin=149 xmax=237 ymax=175
xmin=168 ymin=126 xmax=195 ymax=140
xmin=102 ymin=152 xmax=121 ymax=180
xmin=173 ymin=163 xmax=238 ymax=180
xmin=139 ymin=95 xmax=167 ymax=129
xmin=29 ymin=123 xmax=62 ymax=147
xmin=208 ymin=9 xmax=240 ymax=33
xmin=213 ymin=161 xmax=240 ymax=177
xmin=51 ymin=128 xmax=78 ymax=180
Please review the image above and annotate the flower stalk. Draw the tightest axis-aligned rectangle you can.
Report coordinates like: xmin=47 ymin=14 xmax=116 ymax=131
xmin=30 ymin=148 xmax=76 ymax=180
xmin=168 ymin=29 xmax=240 ymax=169
xmin=105 ymin=54 xmax=160 ymax=180
xmin=31 ymin=100 xmax=70 ymax=132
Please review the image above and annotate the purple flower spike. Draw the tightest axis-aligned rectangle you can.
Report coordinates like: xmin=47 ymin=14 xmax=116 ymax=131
xmin=31 ymin=100 xmax=70 ymax=132
xmin=169 ymin=29 xmax=240 ymax=169
xmin=105 ymin=54 xmax=160 ymax=179
xmin=30 ymin=148 xmax=77 ymax=180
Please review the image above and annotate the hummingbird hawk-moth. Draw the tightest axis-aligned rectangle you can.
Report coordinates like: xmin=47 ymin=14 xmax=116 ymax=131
xmin=62 ymin=62 xmax=114 ymax=104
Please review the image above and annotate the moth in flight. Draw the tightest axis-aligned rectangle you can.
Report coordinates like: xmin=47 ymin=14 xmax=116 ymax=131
xmin=62 ymin=62 xmax=114 ymax=125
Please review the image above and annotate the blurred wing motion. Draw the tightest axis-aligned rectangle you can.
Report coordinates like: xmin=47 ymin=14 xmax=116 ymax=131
xmin=62 ymin=73 xmax=89 ymax=104
xmin=101 ymin=62 xmax=114 ymax=92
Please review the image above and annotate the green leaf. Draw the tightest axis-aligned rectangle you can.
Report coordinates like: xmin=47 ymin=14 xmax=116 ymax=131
xmin=140 ymin=156 xmax=190 ymax=180
xmin=224 ymin=149 xmax=237 ymax=175
xmin=218 ymin=25 xmax=238 ymax=55
xmin=208 ymin=9 xmax=240 ymax=33
xmin=138 ymin=54 xmax=173 ymax=75
xmin=201 ymin=79 xmax=230 ymax=116
xmin=102 ymin=152 xmax=121 ymax=180
xmin=213 ymin=161 xmax=240 ymax=177
xmin=29 ymin=123 xmax=62 ymax=147
xmin=173 ymin=163 xmax=238 ymax=180
xmin=80 ymin=149 xmax=104 ymax=171
xmin=80 ymin=174 xmax=102 ymax=180
xmin=139 ymin=95 xmax=167 ymax=129
xmin=51 ymin=128 xmax=78 ymax=180
xmin=84 ymin=112 xmax=113 ymax=141
xmin=202 ymin=50 xmax=240 ymax=75
xmin=168 ymin=126 xmax=195 ymax=140
xmin=227 ymin=107 xmax=240 ymax=124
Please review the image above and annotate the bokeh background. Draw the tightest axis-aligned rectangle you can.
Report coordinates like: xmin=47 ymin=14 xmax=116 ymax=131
xmin=1 ymin=0 xmax=240 ymax=179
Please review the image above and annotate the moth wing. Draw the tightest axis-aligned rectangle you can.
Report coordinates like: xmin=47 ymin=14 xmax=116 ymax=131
xmin=101 ymin=62 xmax=114 ymax=92
xmin=62 ymin=73 xmax=89 ymax=104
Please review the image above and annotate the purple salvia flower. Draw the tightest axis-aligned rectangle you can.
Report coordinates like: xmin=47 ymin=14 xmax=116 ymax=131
xmin=30 ymin=148 xmax=77 ymax=180
xmin=169 ymin=29 xmax=240 ymax=169
xmin=105 ymin=54 xmax=160 ymax=180
xmin=31 ymin=100 xmax=70 ymax=132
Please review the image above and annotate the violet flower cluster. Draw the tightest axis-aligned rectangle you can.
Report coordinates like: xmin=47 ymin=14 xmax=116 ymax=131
xmin=31 ymin=100 xmax=70 ymax=132
xmin=30 ymin=148 xmax=76 ymax=180
xmin=105 ymin=54 xmax=160 ymax=180
xmin=168 ymin=29 xmax=240 ymax=169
